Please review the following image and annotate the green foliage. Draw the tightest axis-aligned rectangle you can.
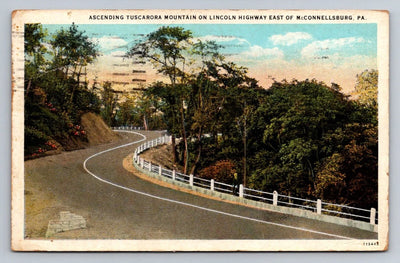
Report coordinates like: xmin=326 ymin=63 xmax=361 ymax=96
xmin=129 ymin=26 xmax=378 ymax=209
xmin=50 ymin=23 xmax=98 ymax=74
xmin=130 ymin=26 xmax=377 ymax=209
xmin=24 ymin=23 xmax=100 ymax=157
xmin=246 ymin=79 xmax=377 ymax=208
xmin=23 ymin=23 xmax=378 ymax=209
xmin=99 ymin=81 xmax=119 ymax=127
xmin=129 ymin=26 xmax=196 ymax=173
xmin=353 ymin=69 xmax=378 ymax=108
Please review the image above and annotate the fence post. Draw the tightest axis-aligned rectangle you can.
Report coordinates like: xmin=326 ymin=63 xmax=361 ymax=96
xmin=140 ymin=159 xmax=144 ymax=169
xmin=273 ymin=191 xmax=278 ymax=206
xmin=239 ymin=184 xmax=244 ymax=198
xmin=211 ymin=179 xmax=215 ymax=191
xmin=317 ymin=199 xmax=322 ymax=214
xmin=136 ymin=156 xmax=140 ymax=165
xmin=370 ymin=208 xmax=377 ymax=225
xmin=159 ymin=165 xmax=162 ymax=176
xmin=189 ymin=174 xmax=194 ymax=186
xmin=148 ymin=162 xmax=152 ymax=172
xmin=172 ymin=169 xmax=176 ymax=180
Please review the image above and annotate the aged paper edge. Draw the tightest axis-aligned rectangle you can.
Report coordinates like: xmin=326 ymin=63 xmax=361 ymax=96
xmin=11 ymin=9 xmax=389 ymax=251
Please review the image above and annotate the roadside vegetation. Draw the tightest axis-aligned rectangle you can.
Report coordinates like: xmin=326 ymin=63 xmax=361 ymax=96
xmin=24 ymin=23 xmax=100 ymax=157
xmin=126 ymin=26 xmax=378 ymax=210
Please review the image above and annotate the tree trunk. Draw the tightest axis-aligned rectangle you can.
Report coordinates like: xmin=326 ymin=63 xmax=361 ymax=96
xmin=69 ymin=65 xmax=82 ymax=105
xmin=243 ymin=112 xmax=247 ymax=187
xmin=171 ymin=135 xmax=177 ymax=165
xmin=180 ymin=99 xmax=189 ymax=174
xmin=143 ymin=114 xmax=148 ymax=130
xmin=189 ymin=128 xmax=203 ymax=175
xmin=77 ymin=65 xmax=82 ymax=86
xmin=65 ymin=66 xmax=69 ymax=80
xmin=25 ymin=79 xmax=32 ymax=99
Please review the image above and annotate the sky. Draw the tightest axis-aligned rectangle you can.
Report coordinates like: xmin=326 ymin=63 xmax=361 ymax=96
xmin=44 ymin=23 xmax=377 ymax=94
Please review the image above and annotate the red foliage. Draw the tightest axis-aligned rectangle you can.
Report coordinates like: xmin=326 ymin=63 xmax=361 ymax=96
xmin=69 ymin=123 xmax=86 ymax=137
xmin=198 ymin=160 xmax=237 ymax=184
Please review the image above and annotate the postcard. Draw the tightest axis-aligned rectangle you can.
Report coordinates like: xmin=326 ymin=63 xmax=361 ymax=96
xmin=11 ymin=9 xmax=389 ymax=251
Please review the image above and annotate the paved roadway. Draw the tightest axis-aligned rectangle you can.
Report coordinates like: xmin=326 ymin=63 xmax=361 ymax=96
xmin=27 ymin=130 xmax=378 ymax=240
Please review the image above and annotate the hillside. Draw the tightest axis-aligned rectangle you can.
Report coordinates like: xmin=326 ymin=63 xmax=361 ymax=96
xmin=26 ymin=112 xmax=120 ymax=160
xmin=80 ymin=113 xmax=120 ymax=146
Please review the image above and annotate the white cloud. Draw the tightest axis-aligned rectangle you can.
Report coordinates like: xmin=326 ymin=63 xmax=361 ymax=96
xmin=241 ymin=46 xmax=284 ymax=59
xmin=197 ymin=35 xmax=250 ymax=45
xmin=109 ymin=50 xmax=128 ymax=57
xmin=301 ymin=37 xmax=365 ymax=58
xmin=92 ymin=36 xmax=128 ymax=53
xmin=269 ymin=32 xmax=312 ymax=46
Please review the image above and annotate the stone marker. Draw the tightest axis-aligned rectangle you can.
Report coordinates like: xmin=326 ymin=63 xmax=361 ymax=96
xmin=46 ymin=211 xmax=86 ymax=237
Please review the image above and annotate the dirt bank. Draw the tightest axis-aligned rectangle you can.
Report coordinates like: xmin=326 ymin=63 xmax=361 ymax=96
xmin=80 ymin=112 xmax=119 ymax=146
xmin=139 ymin=144 xmax=183 ymax=171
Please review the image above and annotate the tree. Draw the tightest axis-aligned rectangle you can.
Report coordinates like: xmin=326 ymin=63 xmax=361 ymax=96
xmin=24 ymin=24 xmax=48 ymax=98
xmin=145 ymin=81 xmax=181 ymax=163
xmin=247 ymin=80 xmax=352 ymax=197
xmin=353 ymin=69 xmax=378 ymax=109
xmin=50 ymin=23 xmax=98 ymax=107
xmin=128 ymin=26 xmax=193 ymax=173
xmin=115 ymin=94 xmax=137 ymax=126
xmin=186 ymin=56 xmax=261 ymax=181
xmin=186 ymin=41 xmax=227 ymax=175
xmin=24 ymin=23 xmax=100 ymax=157
xmin=316 ymin=122 xmax=378 ymax=209
xmin=99 ymin=82 xmax=119 ymax=127
xmin=314 ymin=71 xmax=378 ymax=208
xmin=24 ymin=24 xmax=60 ymax=157
xmin=245 ymin=77 xmax=377 ymax=209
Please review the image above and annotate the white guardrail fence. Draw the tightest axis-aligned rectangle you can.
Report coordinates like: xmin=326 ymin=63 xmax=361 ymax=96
xmin=114 ymin=127 xmax=378 ymax=226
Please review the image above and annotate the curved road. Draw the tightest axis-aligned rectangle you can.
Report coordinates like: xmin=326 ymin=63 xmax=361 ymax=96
xmin=26 ymin=130 xmax=377 ymax=240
